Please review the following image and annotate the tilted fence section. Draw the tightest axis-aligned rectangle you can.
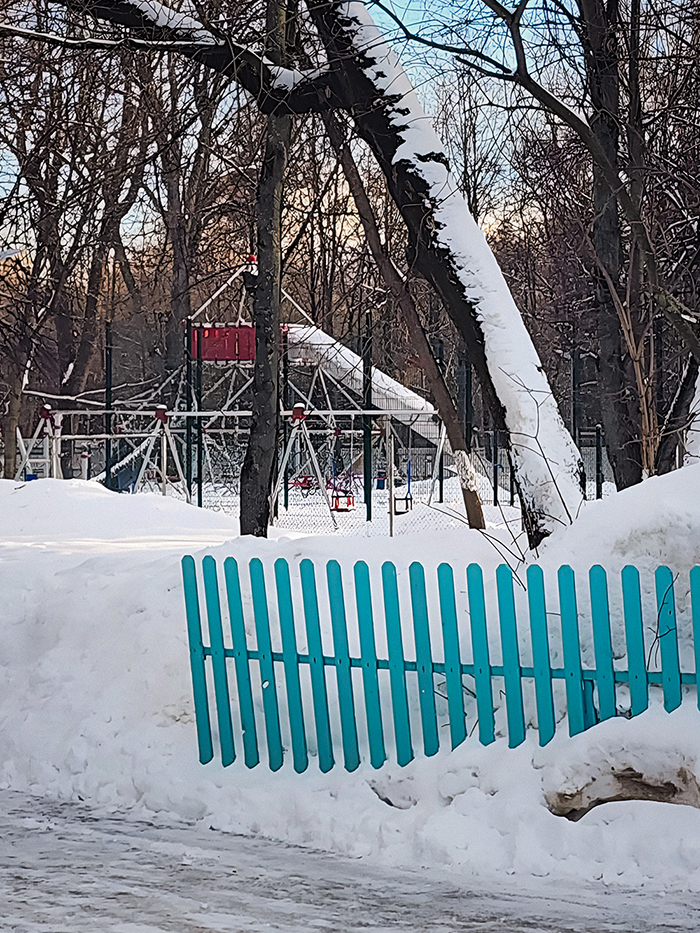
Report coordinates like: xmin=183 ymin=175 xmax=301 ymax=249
xmin=181 ymin=556 xmax=700 ymax=772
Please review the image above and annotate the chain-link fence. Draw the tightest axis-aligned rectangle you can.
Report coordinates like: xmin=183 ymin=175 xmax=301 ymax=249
xmin=15 ymin=408 xmax=616 ymax=537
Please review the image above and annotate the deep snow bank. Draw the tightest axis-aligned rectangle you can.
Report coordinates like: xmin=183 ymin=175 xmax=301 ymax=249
xmin=2 ymin=474 xmax=700 ymax=888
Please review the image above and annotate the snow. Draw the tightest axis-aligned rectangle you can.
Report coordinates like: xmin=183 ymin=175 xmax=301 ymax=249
xmin=120 ymin=0 xmax=218 ymax=44
xmin=3 ymin=790 xmax=697 ymax=931
xmin=331 ymin=3 xmax=585 ymax=537
xmin=2 ymin=470 xmax=700 ymax=901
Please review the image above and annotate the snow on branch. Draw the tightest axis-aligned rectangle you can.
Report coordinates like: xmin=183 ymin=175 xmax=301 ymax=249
xmin=0 ymin=0 xmax=339 ymax=114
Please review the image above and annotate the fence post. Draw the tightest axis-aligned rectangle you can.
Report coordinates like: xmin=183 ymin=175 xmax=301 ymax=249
xmin=437 ymin=564 xmax=468 ymax=749
xmin=526 ymin=565 xmax=556 ymax=746
xmin=326 ymin=560 xmax=361 ymax=772
xmin=595 ymin=424 xmax=603 ymax=499
xmin=275 ymin=559 xmax=309 ymax=773
xmin=621 ymin=565 xmax=648 ymax=717
xmin=249 ymin=559 xmax=284 ymax=771
xmin=493 ymin=430 xmax=499 ymax=506
xmin=496 ymin=565 xmax=525 ymax=747
xmin=362 ymin=311 xmax=373 ymax=523
xmin=558 ymin=565 xmax=587 ymax=735
xmin=196 ymin=328 xmax=203 ymax=508
xmin=223 ymin=557 xmax=260 ymax=768
xmin=655 ymin=566 xmax=682 ymax=712
xmin=354 ymin=561 xmax=387 ymax=769
xmin=409 ymin=562 xmax=439 ymax=756
xmin=381 ymin=562 xmax=413 ymax=766
xmin=202 ymin=556 xmax=236 ymax=766
xmin=300 ymin=560 xmax=334 ymax=773
xmin=181 ymin=556 xmax=213 ymax=764
xmin=185 ymin=317 xmax=193 ymax=500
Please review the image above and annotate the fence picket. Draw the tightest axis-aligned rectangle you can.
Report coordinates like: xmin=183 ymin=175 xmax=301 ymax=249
xmin=655 ymin=567 xmax=682 ymax=712
xmin=202 ymin=556 xmax=236 ymax=766
xmin=467 ymin=563 xmax=495 ymax=746
xmin=496 ymin=565 xmax=525 ymax=748
xmin=181 ymin=556 xmax=213 ymax=764
xmin=409 ymin=562 xmax=439 ymax=757
xmin=621 ymin=565 xmax=648 ymax=717
xmin=274 ymin=559 xmax=308 ymax=773
xmin=691 ymin=567 xmax=700 ymax=711
xmin=381 ymin=563 xmax=414 ymax=766
xmin=223 ymin=557 xmax=259 ymax=768
xmin=354 ymin=562 xmax=387 ymax=769
xmin=300 ymin=560 xmax=334 ymax=773
xmin=437 ymin=563 xmax=467 ymax=749
xmin=558 ymin=565 xmax=586 ymax=736
xmin=249 ymin=559 xmax=284 ymax=771
xmin=326 ymin=561 xmax=360 ymax=772
xmin=526 ymin=565 xmax=555 ymax=746
xmin=589 ymin=566 xmax=616 ymax=721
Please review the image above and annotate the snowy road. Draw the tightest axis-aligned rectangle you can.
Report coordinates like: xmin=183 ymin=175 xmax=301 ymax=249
xmin=0 ymin=790 xmax=696 ymax=933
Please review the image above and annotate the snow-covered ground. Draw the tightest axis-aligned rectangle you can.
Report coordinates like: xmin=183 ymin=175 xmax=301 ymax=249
xmin=2 ymin=471 xmax=700 ymax=925
xmin=2 ymin=788 xmax=698 ymax=931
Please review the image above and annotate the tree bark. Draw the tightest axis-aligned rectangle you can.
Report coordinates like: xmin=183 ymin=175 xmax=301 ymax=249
xmin=579 ymin=0 xmax=643 ymax=489
xmin=2 ymin=372 xmax=23 ymax=479
xmin=239 ymin=0 xmax=292 ymax=536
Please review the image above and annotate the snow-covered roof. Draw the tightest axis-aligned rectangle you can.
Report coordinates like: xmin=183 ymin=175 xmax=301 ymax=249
xmin=286 ymin=324 xmax=435 ymax=431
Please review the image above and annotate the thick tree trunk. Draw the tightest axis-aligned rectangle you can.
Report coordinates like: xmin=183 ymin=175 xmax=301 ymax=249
xmin=2 ymin=373 xmax=22 ymax=479
xmin=239 ymin=111 xmax=292 ymax=535
xmin=322 ymin=110 xmax=485 ymax=528
xmin=580 ymin=0 xmax=643 ymax=488
xmin=239 ymin=0 xmax=293 ymax=536
xmin=163 ymin=168 xmax=192 ymax=376
xmin=310 ymin=2 xmax=583 ymax=546
xmin=241 ymin=114 xmax=292 ymax=537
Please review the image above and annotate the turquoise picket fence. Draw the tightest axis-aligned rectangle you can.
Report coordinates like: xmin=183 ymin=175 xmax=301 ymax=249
xmin=181 ymin=556 xmax=700 ymax=772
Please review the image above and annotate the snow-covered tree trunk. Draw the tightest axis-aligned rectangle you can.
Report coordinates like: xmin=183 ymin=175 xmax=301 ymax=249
xmin=309 ymin=2 xmax=584 ymax=545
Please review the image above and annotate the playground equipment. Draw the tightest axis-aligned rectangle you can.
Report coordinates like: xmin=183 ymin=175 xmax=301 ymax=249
xmin=14 ymin=404 xmax=62 ymax=480
xmin=132 ymin=406 xmax=190 ymax=501
xmin=271 ymin=404 xmax=338 ymax=530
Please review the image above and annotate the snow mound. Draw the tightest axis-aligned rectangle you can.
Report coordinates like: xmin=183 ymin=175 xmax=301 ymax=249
xmin=2 ymin=471 xmax=700 ymax=889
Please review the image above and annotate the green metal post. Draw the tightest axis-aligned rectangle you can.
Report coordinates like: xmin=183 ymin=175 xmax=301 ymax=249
xmin=105 ymin=319 xmax=112 ymax=490
xmin=362 ymin=311 xmax=373 ymax=523
xmin=196 ymin=327 xmax=203 ymax=508
xmin=185 ymin=318 xmax=192 ymax=500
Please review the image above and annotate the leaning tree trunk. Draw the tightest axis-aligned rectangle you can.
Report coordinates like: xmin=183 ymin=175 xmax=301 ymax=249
xmin=322 ymin=110 xmax=485 ymax=528
xmin=311 ymin=2 xmax=583 ymax=546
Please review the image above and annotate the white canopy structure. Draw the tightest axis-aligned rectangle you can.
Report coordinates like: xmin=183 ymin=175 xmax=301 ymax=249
xmin=286 ymin=324 xmax=436 ymax=438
